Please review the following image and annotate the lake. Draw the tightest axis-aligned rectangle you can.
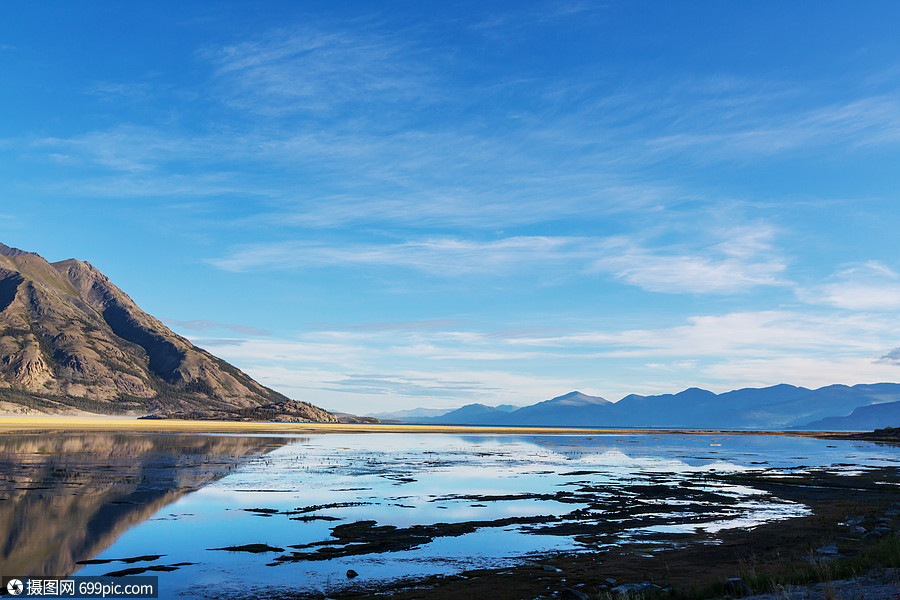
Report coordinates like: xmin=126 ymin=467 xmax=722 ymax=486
xmin=1 ymin=431 xmax=897 ymax=599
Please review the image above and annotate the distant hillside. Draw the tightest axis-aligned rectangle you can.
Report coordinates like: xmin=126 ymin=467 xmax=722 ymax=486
xmin=368 ymin=407 xmax=454 ymax=420
xmin=417 ymin=402 xmax=519 ymax=424
xmin=0 ymin=243 xmax=336 ymax=422
xmin=487 ymin=391 xmax=611 ymax=426
xmin=396 ymin=384 xmax=900 ymax=430
xmin=802 ymin=400 xmax=900 ymax=430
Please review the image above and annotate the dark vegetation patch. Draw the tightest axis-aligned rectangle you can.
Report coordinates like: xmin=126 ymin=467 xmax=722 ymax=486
xmin=77 ymin=555 xmax=164 ymax=565
xmin=209 ymin=544 xmax=285 ymax=553
xmin=241 ymin=502 xmax=371 ymax=519
xmin=0 ymin=387 xmax=125 ymax=414
xmin=270 ymin=516 xmax=558 ymax=564
xmin=837 ymin=427 xmax=900 ymax=443
xmin=243 ymin=507 xmax=279 ymax=515
xmin=103 ymin=562 xmax=195 ymax=577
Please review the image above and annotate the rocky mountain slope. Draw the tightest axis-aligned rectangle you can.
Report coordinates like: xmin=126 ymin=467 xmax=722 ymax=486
xmin=0 ymin=243 xmax=336 ymax=421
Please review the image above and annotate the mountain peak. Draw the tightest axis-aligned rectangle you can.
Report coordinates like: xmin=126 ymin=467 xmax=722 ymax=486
xmin=548 ymin=391 xmax=610 ymax=406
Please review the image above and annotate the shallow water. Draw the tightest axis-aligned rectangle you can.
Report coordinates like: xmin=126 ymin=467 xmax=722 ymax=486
xmin=2 ymin=432 xmax=898 ymax=598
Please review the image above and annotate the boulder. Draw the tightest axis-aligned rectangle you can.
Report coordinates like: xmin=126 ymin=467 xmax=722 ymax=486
xmin=724 ymin=577 xmax=751 ymax=596
xmin=612 ymin=582 xmax=662 ymax=594
xmin=815 ymin=542 xmax=839 ymax=555
xmin=559 ymin=588 xmax=589 ymax=600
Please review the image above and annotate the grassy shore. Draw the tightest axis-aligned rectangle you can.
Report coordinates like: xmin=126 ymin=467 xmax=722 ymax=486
xmin=0 ymin=414 xmax=838 ymax=436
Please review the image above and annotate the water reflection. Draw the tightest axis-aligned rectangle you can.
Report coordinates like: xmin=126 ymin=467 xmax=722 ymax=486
xmin=2 ymin=432 xmax=897 ymax=599
xmin=0 ymin=432 xmax=285 ymax=577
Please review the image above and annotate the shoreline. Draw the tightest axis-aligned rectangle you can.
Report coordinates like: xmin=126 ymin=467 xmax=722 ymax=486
xmin=0 ymin=415 xmax=844 ymax=436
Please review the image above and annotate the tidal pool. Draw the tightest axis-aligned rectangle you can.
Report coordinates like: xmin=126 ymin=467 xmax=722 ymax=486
xmin=2 ymin=432 xmax=898 ymax=598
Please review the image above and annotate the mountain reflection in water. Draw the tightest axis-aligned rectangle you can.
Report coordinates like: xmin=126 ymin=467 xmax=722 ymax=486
xmin=0 ymin=432 xmax=285 ymax=577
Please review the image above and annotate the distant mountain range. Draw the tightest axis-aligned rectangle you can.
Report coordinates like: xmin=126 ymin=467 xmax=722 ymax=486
xmin=0 ymin=243 xmax=336 ymax=422
xmin=401 ymin=385 xmax=900 ymax=430
xmin=370 ymin=404 xmax=518 ymax=421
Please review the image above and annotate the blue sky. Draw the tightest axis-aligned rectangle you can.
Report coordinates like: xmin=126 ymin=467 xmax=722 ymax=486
xmin=2 ymin=1 xmax=900 ymax=414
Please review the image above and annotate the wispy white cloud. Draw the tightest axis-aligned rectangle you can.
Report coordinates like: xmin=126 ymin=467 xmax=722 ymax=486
xmin=306 ymin=319 xmax=465 ymax=332
xmin=200 ymin=25 xmax=435 ymax=117
xmin=320 ymin=373 xmax=500 ymax=399
xmin=594 ymin=225 xmax=788 ymax=294
xmin=799 ymin=261 xmax=900 ymax=310
xmin=33 ymin=125 xmax=211 ymax=173
xmin=508 ymin=310 xmax=897 ymax=358
xmin=84 ymin=81 xmax=157 ymax=101
xmin=646 ymin=95 xmax=900 ymax=160
xmin=164 ymin=318 xmax=271 ymax=337
xmin=208 ymin=236 xmax=600 ymax=275
xmin=209 ymin=225 xmax=788 ymax=295
xmin=702 ymin=356 xmax=900 ymax=392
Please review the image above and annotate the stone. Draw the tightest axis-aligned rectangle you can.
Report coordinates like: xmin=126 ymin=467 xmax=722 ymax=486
xmin=559 ymin=588 xmax=589 ymax=600
xmin=604 ymin=578 xmax=618 ymax=586
xmin=815 ymin=542 xmax=839 ymax=555
xmin=724 ymin=577 xmax=751 ymax=596
xmin=542 ymin=565 xmax=563 ymax=573
xmin=612 ymin=582 xmax=662 ymax=594
xmin=850 ymin=525 xmax=867 ymax=535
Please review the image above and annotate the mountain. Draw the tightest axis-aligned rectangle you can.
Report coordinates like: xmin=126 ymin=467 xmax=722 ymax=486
xmin=395 ymin=384 xmax=900 ymax=430
xmin=491 ymin=391 xmax=611 ymax=426
xmin=0 ymin=243 xmax=336 ymax=422
xmin=801 ymin=400 xmax=900 ymax=430
xmin=423 ymin=402 xmax=519 ymax=424
xmin=368 ymin=407 xmax=454 ymax=420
